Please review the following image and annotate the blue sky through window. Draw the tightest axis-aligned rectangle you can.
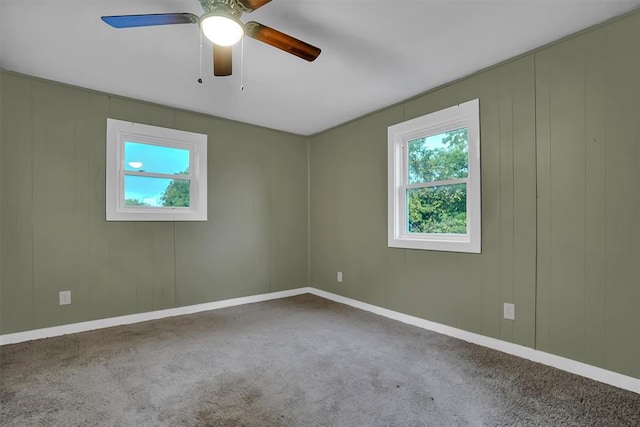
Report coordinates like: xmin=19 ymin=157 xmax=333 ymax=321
xmin=124 ymin=141 xmax=190 ymax=206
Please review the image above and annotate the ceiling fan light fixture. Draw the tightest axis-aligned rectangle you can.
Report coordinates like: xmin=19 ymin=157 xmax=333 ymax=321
xmin=200 ymin=12 xmax=244 ymax=46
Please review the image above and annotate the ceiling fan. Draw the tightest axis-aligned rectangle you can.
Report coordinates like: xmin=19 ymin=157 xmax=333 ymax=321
xmin=101 ymin=0 xmax=321 ymax=77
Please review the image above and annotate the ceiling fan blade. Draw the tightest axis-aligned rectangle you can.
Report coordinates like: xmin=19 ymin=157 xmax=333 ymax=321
xmin=101 ymin=13 xmax=198 ymax=28
xmin=213 ymin=44 xmax=233 ymax=76
xmin=245 ymin=22 xmax=321 ymax=62
xmin=236 ymin=0 xmax=272 ymax=12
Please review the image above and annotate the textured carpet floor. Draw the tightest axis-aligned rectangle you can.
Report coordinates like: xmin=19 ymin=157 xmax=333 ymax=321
xmin=1 ymin=294 xmax=639 ymax=426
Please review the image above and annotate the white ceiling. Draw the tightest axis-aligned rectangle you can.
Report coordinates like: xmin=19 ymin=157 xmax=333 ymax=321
xmin=2 ymin=1 xmax=639 ymax=136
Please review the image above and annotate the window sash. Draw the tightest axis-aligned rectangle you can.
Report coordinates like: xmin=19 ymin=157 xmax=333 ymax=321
xmin=118 ymin=144 xmax=196 ymax=211
xmin=123 ymin=170 xmax=192 ymax=180
xmin=402 ymin=177 xmax=468 ymax=190
xmin=121 ymin=174 xmax=193 ymax=209
xmin=124 ymin=140 xmax=191 ymax=176
xmin=399 ymin=180 xmax=470 ymax=237
xmin=400 ymin=138 xmax=470 ymax=236
xmin=404 ymin=131 xmax=469 ymax=185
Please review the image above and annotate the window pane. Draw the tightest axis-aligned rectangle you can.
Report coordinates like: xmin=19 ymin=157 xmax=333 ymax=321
xmin=407 ymin=184 xmax=466 ymax=234
xmin=124 ymin=141 xmax=190 ymax=175
xmin=124 ymin=175 xmax=190 ymax=207
xmin=408 ymin=128 xmax=468 ymax=184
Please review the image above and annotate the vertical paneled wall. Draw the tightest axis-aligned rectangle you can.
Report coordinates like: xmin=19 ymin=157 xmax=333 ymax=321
xmin=1 ymin=74 xmax=34 ymax=333
xmin=0 ymin=72 xmax=309 ymax=334
xmin=535 ymin=13 xmax=640 ymax=378
xmin=310 ymin=56 xmax=537 ymax=348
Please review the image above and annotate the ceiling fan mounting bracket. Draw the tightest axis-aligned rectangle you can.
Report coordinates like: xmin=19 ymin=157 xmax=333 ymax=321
xmin=199 ymin=0 xmax=247 ymax=17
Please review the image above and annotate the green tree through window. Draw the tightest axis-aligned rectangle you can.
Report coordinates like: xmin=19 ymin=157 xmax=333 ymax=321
xmin=160 ymin=168 xmax=190 ymax=207
xmin=407 ymin=128 xmax=468 ymax=234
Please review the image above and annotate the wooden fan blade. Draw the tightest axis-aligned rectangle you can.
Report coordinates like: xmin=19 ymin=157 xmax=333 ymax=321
xmin=101 ymin=13 xmax=198 ymax=28
xmin=213 ymin=44 xmax=233 ymax=76
xmin=236 ymin=0 xmax=272 ymax=12
xmin=245 ymin=21 xmax=321 ymax=62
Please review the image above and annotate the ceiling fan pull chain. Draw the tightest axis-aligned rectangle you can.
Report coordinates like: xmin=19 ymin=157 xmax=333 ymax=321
xmin=197 ymin=29 xmax=203 ymax=84
xmin=240 ymin=37 xmax=245 ymax=91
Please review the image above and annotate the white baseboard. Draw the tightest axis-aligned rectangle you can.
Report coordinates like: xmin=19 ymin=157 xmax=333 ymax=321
xmin=1 ymin=285 xmax=637 ymax=395
xmin=306 ymin=288 xmax=640 ymax=395
xmin=0 ymin=287 xmax=311 ymax=346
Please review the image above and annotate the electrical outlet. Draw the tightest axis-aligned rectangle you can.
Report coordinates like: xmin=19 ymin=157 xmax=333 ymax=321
xmin=337 ymin=271 xmax=343 ymax=283
xmin=59 ymin=290 xmax=71 ymax=306
xmin=503 ymin=303 xmax=515 ymax=320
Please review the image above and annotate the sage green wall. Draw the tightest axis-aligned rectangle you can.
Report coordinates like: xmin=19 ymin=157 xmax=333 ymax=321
xmin=535 ymin=13 xmax=640 ymax=378
xmin=310 ymin=11 xmax=639 ymax=379
xmin=310 ymin=56 xmax=537 ymax=348
xmin=0 ymin=71 xmax=309 ymax=334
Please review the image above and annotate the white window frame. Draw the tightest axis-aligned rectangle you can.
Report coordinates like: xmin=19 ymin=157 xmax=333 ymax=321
xmin=387 ymin=99 xmax=480 ymax=253
xmin=106 ymin=118 xmax=207 ymax=221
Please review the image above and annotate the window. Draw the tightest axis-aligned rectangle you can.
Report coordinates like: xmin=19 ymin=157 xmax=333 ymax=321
xmin=388 ymin=99 xmax=480 ymax=253
xmin=106 ymin=119 xmax=207 ymax=221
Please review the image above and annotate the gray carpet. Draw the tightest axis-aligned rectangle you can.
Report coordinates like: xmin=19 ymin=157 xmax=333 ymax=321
xmin=1 ymin=294 xmax=639 ymax=426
